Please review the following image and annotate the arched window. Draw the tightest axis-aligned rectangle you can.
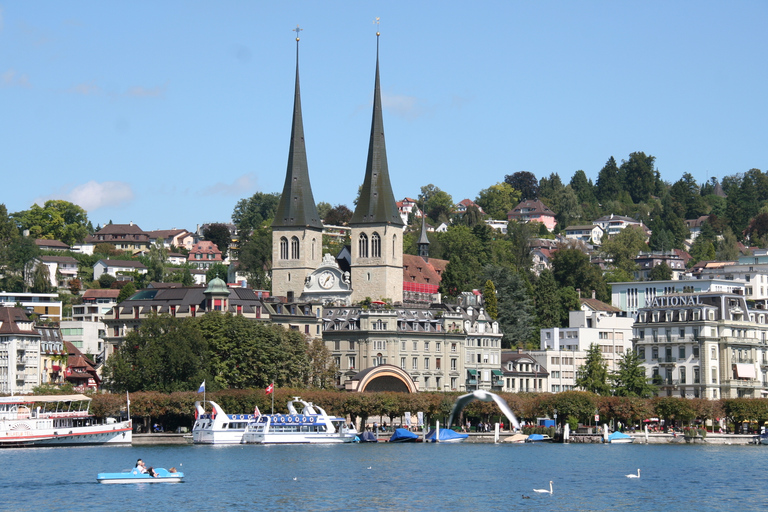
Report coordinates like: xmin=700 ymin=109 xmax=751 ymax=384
xmin=393 ymin=234 xmax=396 ymax=256
xmin=280 ymin=237 xmax=288 ymax=260
xmin=359 ymin=233 xmax=368 ymax=258
xmin=371 ymin=232 xmax=381 ymax=258
xmin=291 ymin=236 xmax=300 ymax=259
xmin=311 ymin=238 xmax=316 ymax=260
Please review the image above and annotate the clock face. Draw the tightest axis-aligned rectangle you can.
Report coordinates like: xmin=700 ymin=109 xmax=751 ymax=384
xmin=319 ymin=271 xmax=335 ymax=289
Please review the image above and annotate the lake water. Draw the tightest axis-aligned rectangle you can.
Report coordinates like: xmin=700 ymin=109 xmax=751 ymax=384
xmin=2 ymin=442 xmax=767 ymax=511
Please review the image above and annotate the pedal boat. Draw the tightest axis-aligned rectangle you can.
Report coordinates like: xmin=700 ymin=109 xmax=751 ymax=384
xmin=97 ymin=467 xmax=184 ymax=484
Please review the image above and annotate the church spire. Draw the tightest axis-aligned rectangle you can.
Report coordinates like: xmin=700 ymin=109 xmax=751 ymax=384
xmin=350 ymin=29 xmax=404 ymax=226
xmin=272 ymin=27 xmax=322 ymax=229
xmin=418 ymin=215 xmax=430 ymax=261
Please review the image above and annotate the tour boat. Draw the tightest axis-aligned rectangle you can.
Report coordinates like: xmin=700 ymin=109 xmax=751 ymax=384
xmin=0 ymin=394 xmax=131 ymax=447
xmin=192 ymin=400 xmax=255 ymax=444
xmin=97 ymin=467 xmax=184 ymax=484
xmin=241 ymin=397 xmax=357 ymax=444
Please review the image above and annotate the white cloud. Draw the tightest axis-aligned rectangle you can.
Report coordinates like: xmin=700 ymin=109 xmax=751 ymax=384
xmin=126 ymin=82 xmax=167 ymax=98
xmin=69 ymin=81 xmax=102 ymax=96
xmin=201 ymin=173 xmax=257 ymax=196
xmin=2 ymin=69 xmax=31 ymax=88
xmin=36 ymin=181 xmax=135 ymax=212
xmin=382 ymin=92 xmax=428 ymax=120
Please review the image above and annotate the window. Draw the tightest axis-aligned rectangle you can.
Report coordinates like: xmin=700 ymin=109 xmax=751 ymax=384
xmin=451 ymin=358 xmax=457 ymax=370
xmin=678 ymin=346 xmax=685 ymax=359
xmin=280 ymin=237 xmax=288 ymax=260
xmin=693 ymin=345 xmax=699 ymax=358
xmin=436 ymin=357 xmax=441 ymax=370
xmin=436 ymin=342 xmax=441 ymax=351
xmin=358 ymin=233 xmax=368 ymax=258
xmin=638 ymin=347 xmax=645 ymax=360
xmin=680 ymin=367 xmax=686 ymax=384
xmin=711 ymin=368 xmax=717 ymax=384
xmin=711 ymin=347 xmax=717 ymax=360
xmin=400 ymin=357 xmax=406 ymax=369
xmin=291 ymin=237 xmax=300 ymax=259
xmin=599 ymin=332 xmax=608 ymax=340
xmin=413 ymin=341 xmax=418 ymax=351
xmin=424 ymin=358 xmax=430 ymax=370
xmin=412 ymin=357 xmax=418 ymax=370
xmin=401 ymin=341 xmax=406 ymax=351
xmin=424 ymin=342 xmax=430 ymax=351
xmin=348 ymin=356 xmax=356 ymax=369
xmin=652 ymin=348 xmax=658 ymax=360
xmin=694 ymin=367 xmax=700 ymax=384
xmin=371 ymin=232 xmax=381 ymax=258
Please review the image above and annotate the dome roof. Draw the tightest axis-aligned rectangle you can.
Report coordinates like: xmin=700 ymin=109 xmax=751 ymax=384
xmin=204 ymin=277 xmax=230 ymax=295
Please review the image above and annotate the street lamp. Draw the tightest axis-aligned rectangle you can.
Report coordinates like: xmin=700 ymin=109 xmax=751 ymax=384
xmin=553 ymin=408 xmax=558 ymax=433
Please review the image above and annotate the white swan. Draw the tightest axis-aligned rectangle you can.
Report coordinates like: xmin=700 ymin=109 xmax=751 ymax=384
xmin=626 ymin=469 xmax=640 ymax=478
xmin=533 ymin=481 xmax=553 ymax=494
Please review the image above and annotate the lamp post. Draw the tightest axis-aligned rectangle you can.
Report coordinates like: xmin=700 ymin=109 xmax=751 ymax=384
xmin=553 ymin=408 xmax=558 ymax=433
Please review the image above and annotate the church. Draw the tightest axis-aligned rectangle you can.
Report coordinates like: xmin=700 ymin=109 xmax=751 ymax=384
xmin=270 ymin=30 xmax=502 ymax=393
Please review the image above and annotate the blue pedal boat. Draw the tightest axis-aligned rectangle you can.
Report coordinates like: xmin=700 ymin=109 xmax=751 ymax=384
xmin=97 ymin=467 xmax=184 ymax=484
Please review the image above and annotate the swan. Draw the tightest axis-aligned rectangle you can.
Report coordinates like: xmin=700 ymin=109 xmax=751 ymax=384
xmin=626 ymin=469 xmax=640 ymax=478
xmin=533 ymin=481 xmax=553 ymax=494
xmin=292 ymin=477 xmax=298 ymax=481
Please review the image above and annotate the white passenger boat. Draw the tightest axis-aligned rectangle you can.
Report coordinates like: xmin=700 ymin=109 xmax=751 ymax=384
xmin=191 ymin=400 xmax=255 ymax=444
xmin=0 ymin=394 xmax=131 ymax=447
xmin=241 ymin=397 xmax=357 ymax=444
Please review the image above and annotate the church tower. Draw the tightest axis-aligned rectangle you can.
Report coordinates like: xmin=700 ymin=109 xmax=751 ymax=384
xmin=349 ymin=31 xmax=405 ymax=304
xmin=271 ymin=28 xmax=323 ymax=301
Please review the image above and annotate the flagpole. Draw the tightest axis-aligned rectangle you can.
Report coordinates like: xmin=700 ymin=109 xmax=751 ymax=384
xmin=271 ymin=380 xmax=275 ymax=415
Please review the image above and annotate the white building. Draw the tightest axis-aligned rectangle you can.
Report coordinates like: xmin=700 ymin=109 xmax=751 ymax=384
xmin=633 ymin=291 xmax=768 ymax=399
xmin=593 ymin=214 xmax=648 ymax=237
xmin=534 ymin=298 xmax=634 ymax=393
xmin=0 ymin=308 xmax=41 ymax=394
xmin=611 ymin=278 xmax=745 ymax=318
xmin=93 ymin=259 xmax=148 ymax=281
xmin=564 ymin=224 xmax=604 ymax=245
xmin=0 ymin=291 xmax=63 ymax=322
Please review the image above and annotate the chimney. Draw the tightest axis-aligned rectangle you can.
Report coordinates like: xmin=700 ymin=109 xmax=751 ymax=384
xmin=592 ymin=290 xmax=596 ymax=299
xmin=517 ymin=347 xmax=523 ymax=354
xmin=129 ymin=221 xmax=133 ymax=226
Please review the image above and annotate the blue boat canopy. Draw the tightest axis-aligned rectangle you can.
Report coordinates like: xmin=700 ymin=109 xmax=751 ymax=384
xmin=425 ymin=428 xmax=468 ymax=442
xmin=389 ymin=428 xmax=419 ymax=442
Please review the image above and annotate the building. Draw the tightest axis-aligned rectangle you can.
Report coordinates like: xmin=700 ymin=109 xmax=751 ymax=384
xmin=633 ymin=291 xmax=768 ymax=399
xmin=93 ymin=259 xmax=148 ymax=281
xmin=36 ymin=255 xmax=79 ymax=289
xmin=146 ymin=229 xmax=194 ymax=250
xmin=38 ymin=324 xmax=66 ymax=386
xmin=63 ymin=341 xmax=100 ymax=391
xmin=501 ymin=349 xmax=549 ymax=393
xmin=455 ymin=199 xmax=484 ymax=215
xmin=188 ymin=241 xmax=223 ymax=270
xmin=507 ymin=199 xmax=557 ymax=232
xmin=535 ymin=298 xmax=634 ymax=392
xmin=396 ymin=197 xmax=421 ymax=226
xmin=564 ymin=225 xmax=604 ymax=245
xmin=34 ymin=238 xmax=70 ymax=252
xmin=611 ymin=278 xmax=746 ymax=318
xmin=0 ymin=307 xmax=41 ymax=394
xmin=592 ymin=214 xmax=648 ymax=238
xmin=0 ymin=291 xmax=63 ymax=322
xmin=634 ymin=251 xmax=688 ymax=280
xmin=64 ymin=289 xmax=119 ymax=364
xmin=77 ymin=222 xmax=150 ymax=255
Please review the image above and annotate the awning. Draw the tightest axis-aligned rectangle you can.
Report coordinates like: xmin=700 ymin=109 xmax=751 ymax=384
xmin=467 ymin=369 xmax=477 ymax=376
xmin=735 ymin=363 xmax=756 ymax=379
xmin=492 ymin=370 xmax=503 ymax=376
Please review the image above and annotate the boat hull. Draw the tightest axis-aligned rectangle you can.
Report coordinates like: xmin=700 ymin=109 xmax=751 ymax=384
xmin=242 ymin=433 xmax=357 ymax=444
xmin=97 ymin=468 xmax=183 ymax=484
xmin=1 ymin=423 xmax=132 ymax=447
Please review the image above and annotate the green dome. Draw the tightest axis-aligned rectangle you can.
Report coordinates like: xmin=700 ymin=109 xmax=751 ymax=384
xmin=204 ymin=277 xmax=230 ymax=295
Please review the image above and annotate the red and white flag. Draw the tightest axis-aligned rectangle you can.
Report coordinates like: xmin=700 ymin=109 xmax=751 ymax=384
xmin=265 ymin=384 xmax=274 ymax=395
xmin=254 ymin=405 xmax=261 ymax=417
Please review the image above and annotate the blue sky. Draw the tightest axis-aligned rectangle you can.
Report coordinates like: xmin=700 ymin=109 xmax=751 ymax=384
xmin=2 ymin=1 xmax=766 ymax=232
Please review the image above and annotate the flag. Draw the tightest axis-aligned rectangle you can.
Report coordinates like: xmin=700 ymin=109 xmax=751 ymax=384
xmin=198 ymin=380 xmax=206 ymax=393
xmin=126 ymin=391 xmax=130 ymax=407
xmin=254 ymin=406 xmax=261 ymax=417
xmin=265 ymin=383 xmax=274 ymax=395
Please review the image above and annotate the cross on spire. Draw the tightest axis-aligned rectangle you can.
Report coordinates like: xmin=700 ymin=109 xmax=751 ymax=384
xmin=293 ymin=25 xmax=303 ymax=41
xmin=373 ymin=17 xmax=380 ymax=36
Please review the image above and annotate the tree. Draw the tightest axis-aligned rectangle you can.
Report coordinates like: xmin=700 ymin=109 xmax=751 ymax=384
xmin=238 ymin=227 xmax=272 ymax=289
xmin=716 ymin=227 xmax=740 ymax=261
xmin=576 ymin=344 xmax=611 ymax=395
xmin=68 ymin=277 xmax=82 ymax=295
xmin=116 ymin=281 xmax=136 ymax=303
xmin=558 ymin=286 xmax=580 ymax=327
xmin=534 ymin=269 xmax=559 ymax=329
xmin=203 ymin=223 xmax=232 ymax=259
xmin=99 ymin=273 xmax=116 ymax=289
xmin=483 ymin=280 xmax=498 ymax=320
xmin=601 ymin=225 xmax=647 ymax=275
xmin=596 ymin=157 xmax=622 ymax=203
xmin=504 ymin=171 xmax=539 ymax=200
xmin=483 ymin=265 xmax=535 ymax=348
xmin=612 ymin=349 xmax=656 ymax=398
xmin=475 ymin=182 xmax=520 ymax=220
xmin=507 ymin=220 xmax=537 ymax=273
xmin=232 ymin=192 xmax=281 ymax=236
xmin=5 ymin=236 xmax=39 ymax=291
xmin=147 ymin=238 xmax=168 ymax=282
xmin=206 ymin=263 xmax=228 ymax=283
xmin=418 ymin=184 xmax=454 ymax=224
xmin=31 ymin=262 xmax=52 ymax=293
xmin=12 ymin=200 xmax=91 ymax=245
xmin=551 ymin=246 xmax=609 ymax=302
xmin=620 ymin=152 xmax=657 ymax=203
xmin=316 ymin=202 xmax=332 ymax=222
xmin=166 ymin=265 xmax=195 ymax=286
xmin=323 ymin=204 xmax=353 ymax=226
xmin=648 ymin=262 xmax=673 ymax=281
xmin=569 ymin=170 xmax=596 ymax=206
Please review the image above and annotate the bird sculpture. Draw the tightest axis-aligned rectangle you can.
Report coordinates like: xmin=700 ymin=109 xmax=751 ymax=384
xmin=626 ymin=469 xmax=640 ymax=478
xmin=533 ymin=481 xmax=553 ymax=494
xmin=447 ymin=390 xmax=521 ymax=430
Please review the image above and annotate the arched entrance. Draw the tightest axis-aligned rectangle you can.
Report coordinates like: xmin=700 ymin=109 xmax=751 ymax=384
xmin=344 ymin=364 xmax=417 ymax=393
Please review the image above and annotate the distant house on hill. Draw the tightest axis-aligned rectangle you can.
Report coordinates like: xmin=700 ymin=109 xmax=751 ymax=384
xmin=76 ymin=222 xmax=150 ymax=255
xmin=188 ymin=241 xmax=223 ymax=270
xmin=507 ymin=199 xmax=557 ymax=232
xmin=35 ymin=238 xmax=70 ymax=252
xmin=93 ymin=259 xmax=148 ymax=281
xmin=592 ymin=214 xmax=649 ymax=238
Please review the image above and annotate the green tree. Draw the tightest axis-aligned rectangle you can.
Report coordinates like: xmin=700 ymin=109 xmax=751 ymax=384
xmin=323 ymin=204 xmax=353 ymax=226
xmin=596 ymin=157 xmax=622 ymax=204
xmin=203 ymin=223 xmax=232 ymax=259
xmin=620 ymin=152 xmax=657 ymax=203
xmin=648 ymin=262 xmax=673 ymax=281
xmin=206 ymin=263 xmax=229 ymax=283
xmin=612 ymin=349 xmax=656 ymax=398
xmin=99 ymin=273 xmax=116 ymax=289
xmin=147 ymin=238 xmax=168 ymax=282
xmin=116 ymin=281 xmax=137 ymax=303
xmin=601 ymin=225 xmax=647 ymax=274
xmin=534 ymin=269 xmax=559 ymax=329
xmin=504 ymin=171 xmax=539 ymax=200
xmin=31 ymin=262 xmax=52 ymax=293
xmin=475 ymin=182 xmax=521 ymax=220
xmin=569 ymin=170 xmax=596 ymax=206
xmin=238 ymin=227 xmax=272 ymax=289
xmin=5 ymin=236 xmax=40 ymax=291
xmin=232 ymin=192 xmax=281 ymax=236
xmin=418 ymin=184 xmax=454 ymax=224
xmin=166 ymin=265 xmax=195 ymax=286
xmin=558 ymin=286 xmax=580 ymax=327
xmin=716 ymin=227 xmax=740 ymax=261
xmin=483 ymin=265 xmax=535 ymax=348
xmin=576 ymin=344 xmax=611 ymax=395
xmin=316 ymin=202 xmax=332 ymax=222
xmin=483 ymin=280 xmax=498 ymax=320
xmin=12 ymin=200 xmax=90 ymax=245
xmin=551 ymin=246 xmax=609 ymax=302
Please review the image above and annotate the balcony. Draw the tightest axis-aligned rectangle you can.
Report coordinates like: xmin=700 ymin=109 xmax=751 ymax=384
xmin=659 ymin=379 xmax=680 ymax=387
xmin=658 ymin=356 xmax=677 ymax=365
xmin=732 ymin=356 xmax=754 ymax=364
